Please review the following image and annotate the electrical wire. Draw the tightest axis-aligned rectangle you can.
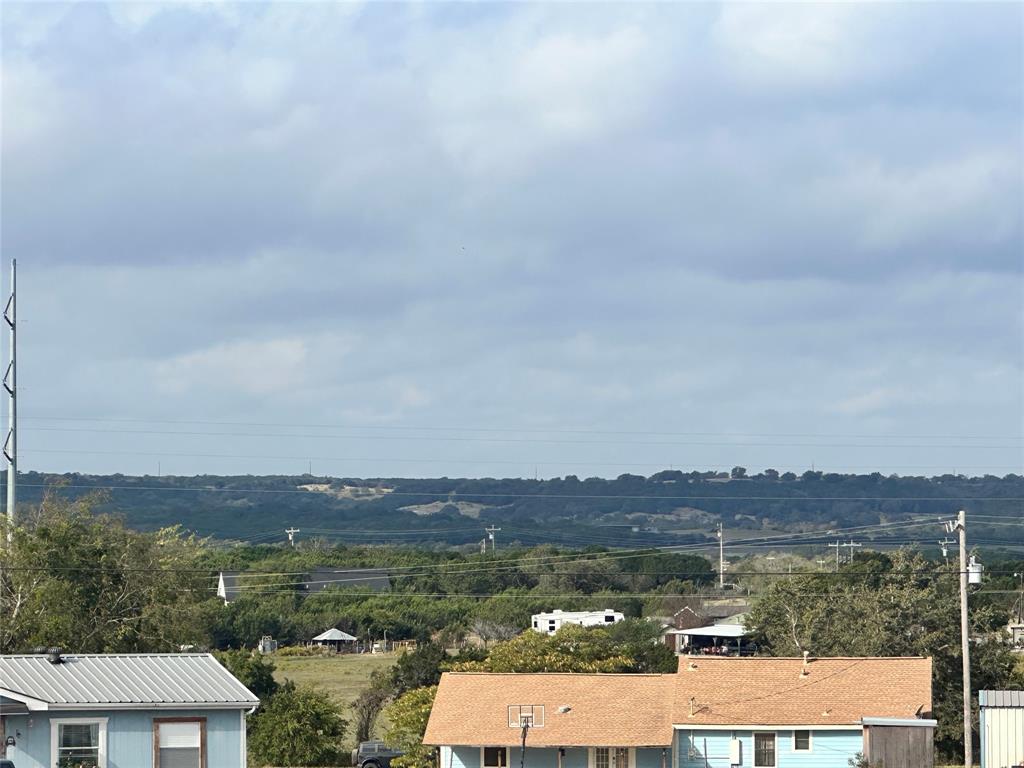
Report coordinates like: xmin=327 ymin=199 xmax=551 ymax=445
xmin=21 ymin=425 xmax=1023 ymax=450
xmin=23 ymin=447 xmax=1022 ymax=472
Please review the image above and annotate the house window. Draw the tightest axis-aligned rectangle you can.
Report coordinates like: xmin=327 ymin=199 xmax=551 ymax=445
xmin=483 ymin=747 xmax=508 ymax=768
xmin=51 ymin=718 xmax=107 ymax=768
xmin=753 ymin=733 xmax=776 ymax=767
xmin=793 ymin=730 xmax=811 ymax=752
xmin=154 ymin=718 xmax=206 ymax=768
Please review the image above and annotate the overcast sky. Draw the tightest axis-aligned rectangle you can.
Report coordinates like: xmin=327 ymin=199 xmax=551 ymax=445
xmin=2 ymin=2 xmax=1022 ymax=480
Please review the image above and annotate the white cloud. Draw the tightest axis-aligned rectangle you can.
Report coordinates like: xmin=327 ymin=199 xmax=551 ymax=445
xmin=712 ymin=3 xmax=882 ymax=88
xmin=155 ymin=338 xmax=311 ymax=396
xmin=834 ymin=151 xmax=1019 ymax=251
xmin=428 ymin=23 xmax=659 ymax=175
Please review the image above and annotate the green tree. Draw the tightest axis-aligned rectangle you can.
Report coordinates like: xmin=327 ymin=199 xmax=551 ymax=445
xmin=391 ymin=643 xmax=448 ymax=695
xmin=214 ymin=649 xmax=279 ymax=700
xmin=0 ymin=489 xmax=215 ymax=653
xmin=454 ymin=621 xmax=672 ymax=674
xmin=385 ymin=686 xmax=438 ymax=768
xmin=248 ymin=682 xmax=347 ymax=767
xmin=747 ymin=550 xmax=1024 ymax=759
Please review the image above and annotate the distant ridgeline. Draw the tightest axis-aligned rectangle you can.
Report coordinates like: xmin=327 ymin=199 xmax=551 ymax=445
xmin=12 ymin=470 xmax=1024 ymax=550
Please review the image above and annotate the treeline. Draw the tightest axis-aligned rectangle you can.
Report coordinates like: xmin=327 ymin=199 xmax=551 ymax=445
xmin=0 ymin=489 xmax=714 ymax=653
xmin=13 ymin=469 xmax=1024 ymax=546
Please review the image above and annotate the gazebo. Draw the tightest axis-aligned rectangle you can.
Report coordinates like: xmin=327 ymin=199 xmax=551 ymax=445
xmin=312 ymin=628 xmax=358 ymax=653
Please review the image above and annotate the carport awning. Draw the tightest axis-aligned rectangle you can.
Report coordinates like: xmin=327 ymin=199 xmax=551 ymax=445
xmin=0 ymin=696 xmax=30 ymax=715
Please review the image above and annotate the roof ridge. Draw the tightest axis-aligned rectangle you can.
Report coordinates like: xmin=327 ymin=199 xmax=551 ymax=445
xmin=442 ymin=671 xmax=673 ymax=677
xmin=678 ymin=656 xmax=930 ymax=661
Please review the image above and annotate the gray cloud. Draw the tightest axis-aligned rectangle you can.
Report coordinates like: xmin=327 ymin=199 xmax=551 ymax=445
xmin=2 ymin=2 xmax=1021 ymax=478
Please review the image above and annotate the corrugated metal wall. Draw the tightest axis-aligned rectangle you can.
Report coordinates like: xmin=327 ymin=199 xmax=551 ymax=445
xmin=981 ymin=705 xmax=1024 ymax=768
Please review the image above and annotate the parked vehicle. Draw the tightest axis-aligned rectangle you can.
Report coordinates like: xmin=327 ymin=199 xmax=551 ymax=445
xmin=0 ymin=759 xmax=16 ymax=768
xmin=352 ymin=741 xmax=403 ymax=768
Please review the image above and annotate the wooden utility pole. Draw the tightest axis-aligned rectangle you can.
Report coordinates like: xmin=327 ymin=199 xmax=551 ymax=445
xmin=717 ymin=523 xmax=725 ymax=589
xmin=828 ymin=541 xmax=842 ymax=571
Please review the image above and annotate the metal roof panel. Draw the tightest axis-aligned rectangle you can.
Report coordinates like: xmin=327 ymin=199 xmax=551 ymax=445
xmin=979 ymin=690 xmax=1024 ymax=708
xmin=0 ymin=654 xmax=258 ymax=707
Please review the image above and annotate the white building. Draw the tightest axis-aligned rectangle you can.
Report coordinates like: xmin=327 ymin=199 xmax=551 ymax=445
xmin=530 ymin=609 xmax=623 ymax=634
xmin=980 ymin=690 xmax=1024 ymax=768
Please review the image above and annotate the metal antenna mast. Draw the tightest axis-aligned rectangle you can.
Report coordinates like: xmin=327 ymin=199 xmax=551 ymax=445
xmin=3 ymin=259 xmax=16 ymax=536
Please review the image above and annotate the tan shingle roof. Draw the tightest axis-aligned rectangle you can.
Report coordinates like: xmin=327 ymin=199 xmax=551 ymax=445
xmin=423 ymin=658 xmax=933 ymax=747
xmin=422 ymin=673 xmax=675 ymax=747
xmin=673 ymin=656 xmax=932 ymax=726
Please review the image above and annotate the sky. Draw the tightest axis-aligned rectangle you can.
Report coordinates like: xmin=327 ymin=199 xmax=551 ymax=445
xmin=1 ymin=1 xmax=1022 ymax=480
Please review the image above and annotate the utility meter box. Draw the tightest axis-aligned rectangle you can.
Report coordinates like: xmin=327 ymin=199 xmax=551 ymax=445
xmin=729 ymin=738 xmax=742 ymax=765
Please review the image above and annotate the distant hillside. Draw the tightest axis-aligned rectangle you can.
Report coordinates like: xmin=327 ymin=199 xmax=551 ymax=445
xmin=13 ymin=469 xmax=1024 ymax=550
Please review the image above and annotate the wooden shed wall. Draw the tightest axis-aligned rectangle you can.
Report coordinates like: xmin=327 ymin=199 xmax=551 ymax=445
xmin=864 ymin=724 xmax=934 ymax=768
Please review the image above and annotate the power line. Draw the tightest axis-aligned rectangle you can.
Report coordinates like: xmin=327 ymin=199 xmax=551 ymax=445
xmin=21 ymin=425 xmax=1023 ymax=450
xmin=22 ymin=447 xmax=1023 ymax=472
xmin=20 ymin=414 xmax=1023 ymax=441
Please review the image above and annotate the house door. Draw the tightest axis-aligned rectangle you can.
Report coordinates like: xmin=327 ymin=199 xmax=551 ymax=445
xmin=593 ymin=747 xmax=632 ymax=768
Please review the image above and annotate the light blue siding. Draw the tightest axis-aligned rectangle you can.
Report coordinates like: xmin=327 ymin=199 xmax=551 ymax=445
xmin=676 ymin=729 xmax=863 ymax=768
xmin=4 ymin=708 xmax=246 ymax=768
xmin=441 ymin=746 xmax=671 ymax=768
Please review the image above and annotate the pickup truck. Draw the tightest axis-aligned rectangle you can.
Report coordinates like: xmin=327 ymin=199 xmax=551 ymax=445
xmin=351 ymin=740 xmax=403 ymax=768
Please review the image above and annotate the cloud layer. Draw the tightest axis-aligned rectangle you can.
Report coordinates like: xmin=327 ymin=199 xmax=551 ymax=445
xmin=2 ymin=2 xmax=1021 ymax=478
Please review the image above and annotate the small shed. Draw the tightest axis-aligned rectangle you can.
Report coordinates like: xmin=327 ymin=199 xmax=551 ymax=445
xmin=312 ymin=628 xmax=358 ymax=653
xmin=980 ymin=690 xmax=1024 ymax=768
xmin=862 ymin=716 xmax=937 ymax=768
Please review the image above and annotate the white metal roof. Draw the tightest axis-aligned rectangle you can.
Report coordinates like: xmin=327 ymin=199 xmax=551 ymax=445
xmin=980 ymin=690 xmax=1024 ymax=708
xmin=532 ymin=610 xmax=623 ymax=621
xmin=0 ymin=654 xmax=259 ymax=711
xmin=672 ymin=623 xmax=748 ymax=638
xmin=313 ymin=628 xmax=358 ymax=642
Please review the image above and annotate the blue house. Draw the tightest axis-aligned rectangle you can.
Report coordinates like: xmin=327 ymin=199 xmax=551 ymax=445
xmin=424 ymin=656 xmax=934 ymax=768
xmin=0 ymin=652 xmax=259 ymax=768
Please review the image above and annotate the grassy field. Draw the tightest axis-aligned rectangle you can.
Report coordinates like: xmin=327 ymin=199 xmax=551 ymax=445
xmin=273 ymin=652 xmax=400 ymax=745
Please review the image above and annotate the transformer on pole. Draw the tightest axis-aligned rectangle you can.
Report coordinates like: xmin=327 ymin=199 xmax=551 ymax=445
xmin=3 ymin=258 xmax=16 ymax=537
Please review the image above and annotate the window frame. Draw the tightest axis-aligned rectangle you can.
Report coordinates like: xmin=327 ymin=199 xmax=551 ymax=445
xmin=752 ymin=732 xmax=777 ymax=768
xmin=153 ymin=717 xmax=207 ymax=768
xmin=50 ymin=716 xmax=108 ymax=768
xmin=480 ymin=746 xmax=508 ymax=768
xmin=791 ymin=729 xmax=812 ymax=753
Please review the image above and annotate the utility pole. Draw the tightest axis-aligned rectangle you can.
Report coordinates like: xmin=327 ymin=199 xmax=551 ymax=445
xmin=1014 ymin=571 xmax=1023 ymax=625
xmin=716 ymin=523 xmax=725 ymax=589
xmin=485 ymin=525 xmax=500 ymax=553
xmin=828 ymin=541 xmax=842 ymax=571
xmin=3 ymin=258 xmax=16 ymax=541
xmin=843 ymin=540 xmax=862 ymax=564
xmin=945 ymin=510 xmax=973 ymax=768
xmin=285 ymin=527 xmax=300 ymax=547
xmin=939 ymin=538 xmax=953 ymax=563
